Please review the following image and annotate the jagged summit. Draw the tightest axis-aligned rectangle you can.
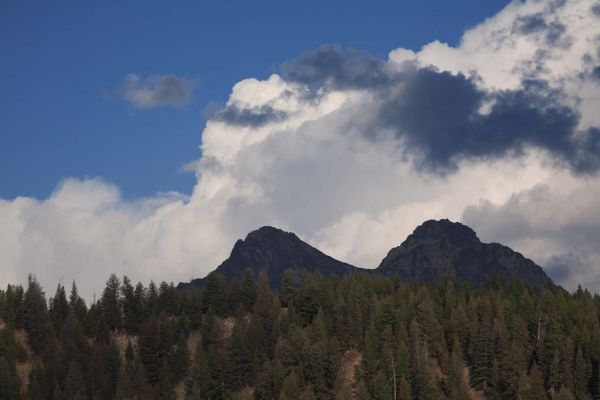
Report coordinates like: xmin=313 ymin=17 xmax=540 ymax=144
xmin=410 ymin=219 xmax=479 ymax=244
xmin=179 ymin=226 xmax=361 ymax=289
xmin=376 ymin=219 xmax=550 ymax=288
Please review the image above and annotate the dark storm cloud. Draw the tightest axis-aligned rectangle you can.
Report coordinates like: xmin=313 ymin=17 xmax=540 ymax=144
xmin=282 ymin=44 xmax=394 ymax=90
xmin=214 ymin=104 xmax=288 ymax=127
xmin=376 ymin=69 xmax=599 ymax=173
xmin=592 ymin=3 xmax=600 ymax=16
xmin=279 ymin=45 xmax=600 ymax=174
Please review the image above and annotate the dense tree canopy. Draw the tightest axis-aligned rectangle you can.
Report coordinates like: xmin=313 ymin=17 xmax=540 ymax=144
xmin=1 ymin=271 xmax=600 ymax=399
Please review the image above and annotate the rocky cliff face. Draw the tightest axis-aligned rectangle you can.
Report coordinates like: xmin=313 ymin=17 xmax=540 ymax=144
xmin=375 ymin=219 xmax=550 ymax=288
xmin=179 ymin=226 xmax=361 ymax=289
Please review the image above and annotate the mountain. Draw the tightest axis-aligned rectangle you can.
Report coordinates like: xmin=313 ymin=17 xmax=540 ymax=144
xmin=178 ymin=219 xmax=552 ymax=290
xmin=375 ymin=219 xmax=550 ymax=288
xmin=178 ymin=226 xmax=362 ymax=289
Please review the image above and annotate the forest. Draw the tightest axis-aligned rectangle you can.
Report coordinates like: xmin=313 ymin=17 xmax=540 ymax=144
xmin=1 ymin=270 xmax=599 ymax=400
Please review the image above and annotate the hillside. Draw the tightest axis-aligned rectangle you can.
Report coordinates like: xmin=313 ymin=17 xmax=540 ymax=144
xmin=0 ymin=270 xmax=595 ymax=399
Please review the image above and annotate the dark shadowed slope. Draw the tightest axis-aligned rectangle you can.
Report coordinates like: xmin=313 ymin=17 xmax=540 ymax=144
xmin=375 ymin=219 xmax=550 ymax=288
xmin=178 ymin=226 xmax=363 ymax=289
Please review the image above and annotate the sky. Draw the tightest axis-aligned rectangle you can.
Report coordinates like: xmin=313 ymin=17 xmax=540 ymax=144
xmin=2 ymin=0 xmax=600 ymax=298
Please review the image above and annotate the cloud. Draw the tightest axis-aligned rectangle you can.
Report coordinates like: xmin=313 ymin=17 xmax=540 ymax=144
xmin=375 ymin=71 xmax=594 ymax=173
xmin=2 ymin=0 xmax=600 ymax=297
xmin=120 ymin=74 xmax=195 ymax=108
xmin=513 ymin=12 xmax=567 ymax=45
xmin=593 ymin=66 xmax=600 ymax=80
xmin=462 ymin=179 xmax=600 ymax=292
xmin=282 ymin=44 xmax=395 ymax=90
xmin=213 ymin=104 xmax=288 ymax=127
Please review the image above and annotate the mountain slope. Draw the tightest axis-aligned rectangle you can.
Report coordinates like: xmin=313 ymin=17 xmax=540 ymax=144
xmin=375 ymin=219 xmax=550 ymax=288
xmin=178 ymin=226 xmax=362 ymax=289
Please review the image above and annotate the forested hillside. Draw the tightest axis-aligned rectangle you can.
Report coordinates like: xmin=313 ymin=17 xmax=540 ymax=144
xmin=1 ymin=270 xmax=599 ymax=399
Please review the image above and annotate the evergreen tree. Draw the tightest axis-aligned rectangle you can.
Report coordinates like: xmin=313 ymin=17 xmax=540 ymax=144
xmin=470 ymin=306 xmax=493 ymax=392
xmin=240 ymin=269 xmax=257 ymax=311
xmin=158 ymin=282 xmax=179 ymax=316
xmin=101 ymin=273 xmax=122 ymax=330
xmin=64 ymin=361 xmax=87 ymax=400
xmin=121 ymin=276 xmax=139 ymax=333
xmin=186 ymin=344 xmax=216 ymax=400
xmin=69 ymin=282 xmax=88 ymax=327
xmin=201 ymin=273 xmax=228 ymax=316
xmin=280 ymin=369 xmax=300 ymax=400
xmin=22 ymin=275 xmax=54 ymax=354
xmin=139 ymin=317 xmax=163 ymax=384
xmin=27 ymin=364 xmax=45 ymax=400
xmin=574 ymin=346 xmax=591 ymax=399
xmin=371 ymin=370 xmax=392 ymax=400
xmin=528 ymin=361 xmax=548 ymax=400
xmin=0 ymin=324 xmax=22 ymax=400
xmin=50 ymin=284 xmax=69 ymax=332
xmin=448 ymin=337 xmax=469 ymax=400
xmin=228 ymin=313 xmax=254 ymax=390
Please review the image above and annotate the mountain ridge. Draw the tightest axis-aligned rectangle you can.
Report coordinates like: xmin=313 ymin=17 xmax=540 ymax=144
xmin=178 ymin=219 xmax=551 ymax=290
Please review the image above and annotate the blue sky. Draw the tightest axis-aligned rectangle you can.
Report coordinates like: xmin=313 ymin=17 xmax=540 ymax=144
xmin=0 ymin=0 xmax=509 ymax=200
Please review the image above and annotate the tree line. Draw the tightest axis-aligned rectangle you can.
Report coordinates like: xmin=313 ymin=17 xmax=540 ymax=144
xmin=1 ymin=270 xmax=600 ymax=399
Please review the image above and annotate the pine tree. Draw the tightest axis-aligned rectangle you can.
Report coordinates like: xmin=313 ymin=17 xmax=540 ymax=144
xmin=158 ymin=282 xmax=179 ymax=316
xmin=139 ymin=317 xmax=163 ymax=384
xmin=280 ymin=369 xmax=300 ymax=400
xmin=121 ymin=276 xmax=139 ymax=333
xmin=69 ymin=282 xmax=88 ymax=327
xmin=169 ymin=332 xmax=189 ymax=383
xmin=398 ymin=377 xmax=411 ymax=400
xmin=574 ymin=346 xmax=590 ymax=399
xmin=106 ymin=339 xmax=122 ymax=397
xmin=27 ymin=364 xmax=45 ymax=400
xmin=229 ymin=313 xmax=253 ymax=390
xmin=0 ymin=324 xmax=22 ymax=400
xmin=157 ymin=364 xmax=177 ymax=400
xmin=362 ymin=321 xmax=379 ymax=382
xmin=201 ymin=273 xmax=228 ymax=316
xmin=470 ymin=307 xmax=493 ymax=392
xmin=22 ymin=275 xmax=54 ymax=354
xmin=281 ymin=269 xmax=297 ymax=308
xmin=240 ymin=269 xmax=257 ymax=311
xmin=50 ymin=284 xmax=69 ymax=332
xmin=101 ymin=274 xmax=122 ymax=330
xmin=371 ymin=370 xmax=392 ymax=400
xmin=59 ymin=313 xmax=89 ymax=370
xmin=528 ymin=361 xmax=548 ymax=400
xmin=64 ymin=361 xmax=87 ymax=400
xmin=186 ymin=344 xmax=216 ymax=400
xmin=448 ymin=337 xmax=469 ymax=400
xmin=147 ymin=281 xmax=159 ymax=316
